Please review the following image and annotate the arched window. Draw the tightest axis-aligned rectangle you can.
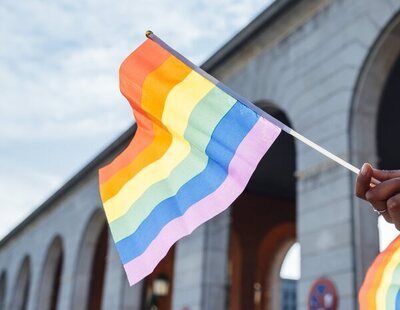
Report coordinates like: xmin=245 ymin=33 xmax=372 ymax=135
xmin=257 ymin=223 xmax=296 ymax=310
xmin=0 ymin=271 xmax=6 ymax=310
xmin=280 ymin=242 xmax=300 ymax=310
xmin=71 ymin=210 xmax=108 ymax=310
xmin=11 ymin=256 xmax=30 ymax=310
xmin=280 ymin=242 xmax=300 ymax=280
xmin=87 ymin=223 xmax=108 ymax=310
xmin=36 ymin=237 xmax=64 ymax=310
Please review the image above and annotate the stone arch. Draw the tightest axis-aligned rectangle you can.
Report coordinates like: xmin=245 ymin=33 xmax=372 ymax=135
xmin=350 ymin=11 xmax=400 ymax=288
xmin=36 ymin=236 xmax=63 ymax=310
xmin=257 ymin=222 xmax=296 ymax=310
xmin=10 ymin=256 xmax=30 ymax=310
xmin=71 ymin=209 xmax=108 ymax=310
xmin=0 ymin=271 xmax=6 ymax=310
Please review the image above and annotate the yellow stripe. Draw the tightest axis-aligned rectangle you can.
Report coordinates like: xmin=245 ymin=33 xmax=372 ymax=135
xmin=104 ymin=71 xmax=214 ymax=222
xmin=376 ymin=247 xmax=400 ymax=309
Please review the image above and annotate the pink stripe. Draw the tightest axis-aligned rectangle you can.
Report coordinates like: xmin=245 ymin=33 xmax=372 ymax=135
xmin=123 ymin=118 xmax=281 ymax=285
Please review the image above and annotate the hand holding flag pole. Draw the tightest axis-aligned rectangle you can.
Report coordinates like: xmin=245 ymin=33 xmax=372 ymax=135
xmin=145 ymin=30 xmax=378 ymax=184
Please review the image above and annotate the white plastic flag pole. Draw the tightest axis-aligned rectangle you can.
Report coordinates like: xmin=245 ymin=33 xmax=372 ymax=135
xmin=283 ymin=127 xmax=380 ymax=184
xmin=283 ymin=127 xmax=360 ymax=175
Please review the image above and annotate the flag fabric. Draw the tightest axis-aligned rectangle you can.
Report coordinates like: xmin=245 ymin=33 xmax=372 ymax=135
xmin=359 ymin=235 xmax=400 ymax=309
xmin=98 ymin=34 xmax=283 ymax=285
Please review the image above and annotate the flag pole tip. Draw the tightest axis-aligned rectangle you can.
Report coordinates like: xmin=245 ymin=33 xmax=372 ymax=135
xmin=145 ymin=30 xmax=153 ymax=38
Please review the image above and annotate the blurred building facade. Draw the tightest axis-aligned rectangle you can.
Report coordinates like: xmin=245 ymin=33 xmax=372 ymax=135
xmin=1 ymin=0 xmax=399 ymax=308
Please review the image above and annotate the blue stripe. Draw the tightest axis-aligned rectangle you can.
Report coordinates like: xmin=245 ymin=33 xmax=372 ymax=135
xmin=116 ymin=101 xmax=259 ymax=264
xmin=396 ymin=288 xmax=400 ymax=309
xmin=149 ymin=33 xmax=286 ymax=131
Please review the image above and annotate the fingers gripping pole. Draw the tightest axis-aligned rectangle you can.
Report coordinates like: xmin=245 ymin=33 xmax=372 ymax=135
xmin=284 ymin=128 xmax=360 ymax=175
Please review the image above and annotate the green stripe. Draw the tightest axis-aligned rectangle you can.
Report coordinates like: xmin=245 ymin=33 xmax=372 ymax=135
xmin=386 ymin=263 xmax=400 ymax=309
xmin=110 ymin=87 xmax=236 ymax=242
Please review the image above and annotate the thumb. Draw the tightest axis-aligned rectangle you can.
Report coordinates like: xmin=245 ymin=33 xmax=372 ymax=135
xmin=356 ymin=163 xmax=373 ymax=199
xmin=361 ymin=163 xmax=373 ymax=178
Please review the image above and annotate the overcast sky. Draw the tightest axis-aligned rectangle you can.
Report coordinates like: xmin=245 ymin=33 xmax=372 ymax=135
xmin=0 ymin=0 xmax=277 ymax=237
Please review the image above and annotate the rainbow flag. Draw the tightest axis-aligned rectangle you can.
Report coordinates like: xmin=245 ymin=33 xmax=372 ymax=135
xmin=359 ymin=235 xmax=400 ymax=309
xmin=98 ymin=33 xmax=283 ymax=285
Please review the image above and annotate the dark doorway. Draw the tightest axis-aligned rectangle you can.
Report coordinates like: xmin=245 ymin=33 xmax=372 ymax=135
xmin=37 ymin=237 xmax=64 ymax=310
xmin=141 ymin=246 xmax=175 ymax=310
xmin=377 ymin=53 xmax=400 ymax=170
xmin=11 ymin=257 xmax=30 ymax=310
xmin=228 ymin=104 xmax=297 ymax=310
xmin=87 ymin=223 xmax=108 ymax=310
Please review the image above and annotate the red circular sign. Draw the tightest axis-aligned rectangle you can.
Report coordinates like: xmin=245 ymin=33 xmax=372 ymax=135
xmin=308 ymin=277 xmax=338 ymax=310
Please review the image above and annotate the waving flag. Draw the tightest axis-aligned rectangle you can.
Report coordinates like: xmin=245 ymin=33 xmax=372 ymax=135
xmin=359 ymin=235 xmax=400 ymax=309
xmin=98 ymin=32 xmax=284 ymax=285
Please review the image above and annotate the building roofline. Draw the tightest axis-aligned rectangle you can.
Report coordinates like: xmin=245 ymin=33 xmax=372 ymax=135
xmin=0 ymin=0 xmax=296 ymax=247
xmin=0 ymin=125 xmax=136 ymax=248
xmin=201 ymin=0 xmax=296 ymax=72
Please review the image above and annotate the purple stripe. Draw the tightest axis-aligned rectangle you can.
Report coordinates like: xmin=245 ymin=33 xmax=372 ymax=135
xmin=123 ymin=118 xmax=281 ymax=285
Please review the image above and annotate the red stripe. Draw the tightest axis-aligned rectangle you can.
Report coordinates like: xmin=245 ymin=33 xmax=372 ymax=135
xmin=99 ymin=39 xmax=169 ymax=184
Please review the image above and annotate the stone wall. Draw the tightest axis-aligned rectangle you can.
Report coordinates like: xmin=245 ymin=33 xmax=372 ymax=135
xmin=207 ymin=0 xmax=400 ymax=308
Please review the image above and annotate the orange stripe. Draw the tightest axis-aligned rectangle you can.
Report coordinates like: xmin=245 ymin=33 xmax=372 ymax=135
xmin=368 ymin=238 xmax=400 ymax=308
xmin=100 ymin=56 xmax=192 ymax=202
xmin=99 ymin=39 xmax=169 ymax=184
xmin=359 ymin=252 xmax=387 ymax=309
xmin=359 ymin=236 xmax=400 ymax=309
